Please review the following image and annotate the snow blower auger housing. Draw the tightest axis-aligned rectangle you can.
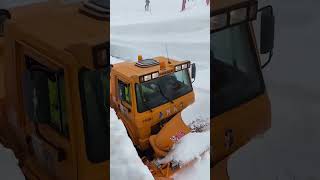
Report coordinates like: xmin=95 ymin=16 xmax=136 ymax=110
xmin=211 ymin=0 xmax=275 ymax=179
xmin=110 ymin=56 xmax=197 ymax=178
xmin=0 ymin=1 xmax=110 ymax=180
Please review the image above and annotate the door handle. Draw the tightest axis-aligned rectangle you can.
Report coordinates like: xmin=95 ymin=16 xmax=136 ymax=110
xmin=224 ymin=129 xmax=234 ymax=150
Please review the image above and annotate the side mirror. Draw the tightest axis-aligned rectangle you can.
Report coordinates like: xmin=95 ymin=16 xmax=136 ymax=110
xmin=260 ymin=6 xmax=275 ymax=54
xmin=259 ymin=6 xmax=275 ymax=68
xmin=191 ymin=63 xmax=196 ymax=82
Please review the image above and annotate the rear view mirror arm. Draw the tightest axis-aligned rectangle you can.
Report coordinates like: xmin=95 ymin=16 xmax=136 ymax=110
xmin=261 ymin=50 xmax=273 ymax=69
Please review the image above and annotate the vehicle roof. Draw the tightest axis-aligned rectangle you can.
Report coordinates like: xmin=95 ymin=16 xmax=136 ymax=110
xmin=112 ymin=56 xmax=189 ymax=79
xmin=212 ymin=0 xmax=251 ymax=11
xmin=8 ymin=2 xmax=109 ymax=51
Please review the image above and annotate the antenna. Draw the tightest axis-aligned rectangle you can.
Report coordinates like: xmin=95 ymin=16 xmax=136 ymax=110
xmin=165 ymin=44 xmax=171 ymax=64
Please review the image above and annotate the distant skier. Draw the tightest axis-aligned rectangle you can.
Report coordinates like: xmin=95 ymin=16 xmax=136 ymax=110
xmin=181 ymin=0 xmax=186 ymax=11
xmin=145 ymin=0 xmax=150 ymax=11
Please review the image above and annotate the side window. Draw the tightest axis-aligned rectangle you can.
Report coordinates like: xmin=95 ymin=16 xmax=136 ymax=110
xmin=25 ymin=56 xmax=69 ymax=137
xmin=0 ymin=10 xmax=11 ymax=37
xmin=118 ymin=80 xmax=131 ymax=105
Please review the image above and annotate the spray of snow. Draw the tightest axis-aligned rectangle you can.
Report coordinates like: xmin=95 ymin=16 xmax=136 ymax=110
xmin=158 ymin=131 xmax=209 ymax=166
xmin=172 ymin=151 xmax=210 ymax=180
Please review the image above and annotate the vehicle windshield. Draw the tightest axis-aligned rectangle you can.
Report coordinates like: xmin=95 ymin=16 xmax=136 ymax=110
xmin=211 ymin=23 xmax=264 ymax=117
xmin=136 ymin=69 xmax=192 ymax=113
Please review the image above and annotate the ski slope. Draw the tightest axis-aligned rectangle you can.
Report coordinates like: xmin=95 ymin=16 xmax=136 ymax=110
xmin=110 ymin=0 xmax=210 ymax=179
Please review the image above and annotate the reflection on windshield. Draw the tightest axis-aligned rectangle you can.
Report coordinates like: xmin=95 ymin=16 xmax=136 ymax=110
xmin=211 ymin=23 xmax=264 ymax=117
xmin=136 ymin=69 xmax=192 ymax=113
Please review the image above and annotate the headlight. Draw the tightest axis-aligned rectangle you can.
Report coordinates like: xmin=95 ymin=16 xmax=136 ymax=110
xmin=93 ymin=42 xmax=109 ymax=69
xmin=175 ymin=65 xmax=182 ymax=72
xmin=211 ymin=13 xmax=228 ymax=31
xmin=181 ymin=63 xmax=188 ymax=70
xmin=230 ymin=8 xmax=247 ymax=25
xmin=144 ymin=74 xmax=152 ymax=82
xmin=140 ymin=71 xmax=160 ymax=82
xmin=152 ymin=72 xmax=159 ymax=79
xmin=211 ymin=0 xmax=258 ymax=33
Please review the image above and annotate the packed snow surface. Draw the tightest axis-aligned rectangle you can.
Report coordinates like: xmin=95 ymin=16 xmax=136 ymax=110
xmin=110 ymin=108 xmax=154 ymax=180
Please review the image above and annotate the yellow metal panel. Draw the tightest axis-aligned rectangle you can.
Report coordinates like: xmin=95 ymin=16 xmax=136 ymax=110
xmin=212 ymin=94 xmax=271 ymax=164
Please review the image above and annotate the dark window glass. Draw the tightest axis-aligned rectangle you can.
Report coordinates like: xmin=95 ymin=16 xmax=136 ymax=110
xmin=211 ymin=23 xmax=264 ymax=117
xmin=118 ymin=80 xmax=131 ymax=105
xmin=79 ymin=69 xmax=109 ymax=163
xmin=136 ymin=69 xmax=192 ymax=113
xmin=25 ymin=56 xmax=69 ymax=137
xmin=0 ymin=10 xmax=11 ymax=37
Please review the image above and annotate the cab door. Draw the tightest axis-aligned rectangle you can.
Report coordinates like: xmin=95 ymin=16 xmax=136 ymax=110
xmin=20 ymin=46 xmax=77 ymax=179
xmin=116 ymin=77 xmax=134 ymax=119
xmin=115 ymin=77 xmax=137 ymax=141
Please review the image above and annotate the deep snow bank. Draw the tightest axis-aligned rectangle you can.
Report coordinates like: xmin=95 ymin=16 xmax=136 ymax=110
xmin=110 ymin=108 xmax=154 ymax=180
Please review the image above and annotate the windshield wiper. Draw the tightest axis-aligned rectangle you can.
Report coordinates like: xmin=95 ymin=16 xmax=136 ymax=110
xmin=155 ymin=83 xmax=174 ymax=104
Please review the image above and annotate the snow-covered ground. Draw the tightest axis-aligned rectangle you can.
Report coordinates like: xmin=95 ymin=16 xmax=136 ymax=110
xmin=0 ymin=144 xmax=25 ymax=180
xmin=110 ymin=108 xmax=154 ymax=180
xmin=110 ymin=0 xmax=210 ymax=179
